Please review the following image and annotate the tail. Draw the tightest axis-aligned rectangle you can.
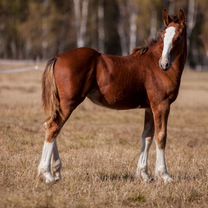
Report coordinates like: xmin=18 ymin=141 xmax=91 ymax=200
xmin=42 ymin=57 xmax=62 ymax=125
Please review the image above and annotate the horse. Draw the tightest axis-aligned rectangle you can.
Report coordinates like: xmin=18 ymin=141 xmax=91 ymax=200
xmin=38 ymin=9 xmax=187 ymax=184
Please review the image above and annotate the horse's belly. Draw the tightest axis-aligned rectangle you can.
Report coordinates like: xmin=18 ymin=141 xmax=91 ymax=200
xmin=87 ymin=88 xmax=148 ymax=110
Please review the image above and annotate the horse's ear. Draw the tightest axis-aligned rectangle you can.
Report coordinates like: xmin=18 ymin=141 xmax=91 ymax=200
xmin=163 ymin=9 xmax=172 ymax=26
xmin=178 ymin=9 xmax=186 ymax=24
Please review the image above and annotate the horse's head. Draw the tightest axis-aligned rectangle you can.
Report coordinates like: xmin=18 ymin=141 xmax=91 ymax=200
xmin=159 ymin=9 xmax=186 ymax=71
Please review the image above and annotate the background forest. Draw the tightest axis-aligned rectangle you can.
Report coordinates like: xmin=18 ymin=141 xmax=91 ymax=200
xmin=0 ymin=0 xmax=207 ymax=69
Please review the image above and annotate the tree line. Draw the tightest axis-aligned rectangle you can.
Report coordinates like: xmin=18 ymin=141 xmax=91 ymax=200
xmin=0 ymin=0 xmax=207 ymax=69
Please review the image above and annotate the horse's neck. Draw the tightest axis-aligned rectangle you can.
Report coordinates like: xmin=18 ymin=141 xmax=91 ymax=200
xmin=170 ymin=38 xmax=187 ymax=86
xmin=173 ymin=37 xmax=187 ymax=72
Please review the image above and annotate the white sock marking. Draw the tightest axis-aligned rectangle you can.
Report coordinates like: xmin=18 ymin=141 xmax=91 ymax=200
xmin=155 ymin=143 xmax=167 ymax=175
xmin=139 ymin=137 xmax=152 ymax=170
xmin=51 ymin=141 xmax=62 ymax=180
xmin=136 ymin=137 xmax=152 ymax=181
xmin=52 ymin=141 xmax=61 ymax=167
xmin=38 ymin=141 xmax=55 ymax=173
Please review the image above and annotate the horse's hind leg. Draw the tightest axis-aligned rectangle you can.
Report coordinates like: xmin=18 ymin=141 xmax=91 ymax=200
xmin=51 ymin=140 xmax=62 ymax=181
xmin=38 ymin=102 xmax=74 ymax=183
xmin=38 ymin=136 xmax=55 ymax=183
xmin=136 ymin=108 xmax=154 ymax=182
xmin=38 ymin=115 xmax=64 ymax=183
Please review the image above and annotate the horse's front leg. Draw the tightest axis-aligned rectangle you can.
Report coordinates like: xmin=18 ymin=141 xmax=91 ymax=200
xmin=136 ymin=108 xmax=154 ymax=182
xmin=152 ymin=101 xmax=173 ymax=183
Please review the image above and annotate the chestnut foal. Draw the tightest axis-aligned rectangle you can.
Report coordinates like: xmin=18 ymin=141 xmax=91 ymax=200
xmin=38 ymin=9 xmax=187 ymax=183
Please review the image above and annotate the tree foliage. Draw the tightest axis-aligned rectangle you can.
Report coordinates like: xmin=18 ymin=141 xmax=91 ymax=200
xmin=0 ymin=0 xmax=207 ymax=68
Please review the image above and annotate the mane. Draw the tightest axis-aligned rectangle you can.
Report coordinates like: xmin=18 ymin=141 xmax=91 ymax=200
xmin=131 ymin=30 xmax=163 ymax=56
xmin=131 ymin=46 xmax=149 ymax=55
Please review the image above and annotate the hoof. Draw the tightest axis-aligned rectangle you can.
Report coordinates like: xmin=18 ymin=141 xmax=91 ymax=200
xmin=44 ymin=172 xmax=56 ymax=184
xmin=135 ymin=170 xmax=153 ymax=183
xmin=163 ymin=174 xmax=173 ymax=183
xmin=38 ymin=171 xmax=56 ymax=184
xmin=53 ymin=172 xmax=61 ymax=182
xmin=155 ymin=172 xmax=173 ymax=183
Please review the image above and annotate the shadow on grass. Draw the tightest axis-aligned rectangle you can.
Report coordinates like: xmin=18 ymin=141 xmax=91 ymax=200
xmin=99 ymin=172 xmax=135 ymax=182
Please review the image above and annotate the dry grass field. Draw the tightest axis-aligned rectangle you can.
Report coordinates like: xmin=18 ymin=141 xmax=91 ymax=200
xmin=0 ymin=63 xmax=208 ymax=208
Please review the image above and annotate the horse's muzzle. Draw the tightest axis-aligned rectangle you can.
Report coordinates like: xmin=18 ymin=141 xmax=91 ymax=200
xmin=159 ymin=57 xmax=171 ymax=71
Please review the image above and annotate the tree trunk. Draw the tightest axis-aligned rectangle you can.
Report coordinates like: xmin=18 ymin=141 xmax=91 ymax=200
xmin=73 ymin=0 xmax=89 ymax=48
xmin=129 ymin=12 xmax=137 ymax=53
xmin=41 ymin=0 xmax=49 ymax=59
xmin=163 ymin=0 xmax=175 ymax=14
xmin=187 ymin=0 xmax=197 ymax=68
xmin=98 ymin=0 xmax=105 ymax=52
xmin=149 ymin=10 xmax=157 ymax=40
xmin=187 ymin=0 xmax=196 ymax=38
xmin=73 ymin=0 xmax=81 ymax=46
xmin=117 ymin=1 xmax=128 ymax=55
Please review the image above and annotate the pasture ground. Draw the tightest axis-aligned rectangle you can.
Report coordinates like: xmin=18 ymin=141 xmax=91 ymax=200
xmin=0 ymin=63 xmax=208 ymax=208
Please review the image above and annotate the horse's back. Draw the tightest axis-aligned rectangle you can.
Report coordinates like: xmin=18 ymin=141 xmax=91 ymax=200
xmin=56 ymin=47 xmax=100 ymax=69
xmin=54 ymin=47 xmax=100 ymax=82
xmin=59 ymin=47 xmax=100 ymax=58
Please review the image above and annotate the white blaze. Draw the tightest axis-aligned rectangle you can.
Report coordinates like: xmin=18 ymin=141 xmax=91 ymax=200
xmin=162 ymin=26 xmax=176 ymax=58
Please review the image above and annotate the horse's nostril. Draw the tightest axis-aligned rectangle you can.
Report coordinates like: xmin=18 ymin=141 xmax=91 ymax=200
xmin=159 ymin=59 xmax=163 ymax=69
xmin=165 ymin=63 xmax=169 ymax=69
